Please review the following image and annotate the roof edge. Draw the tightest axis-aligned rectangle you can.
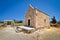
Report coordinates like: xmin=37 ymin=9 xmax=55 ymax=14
xmin=34 ymin=8 xmax=49 ymax=16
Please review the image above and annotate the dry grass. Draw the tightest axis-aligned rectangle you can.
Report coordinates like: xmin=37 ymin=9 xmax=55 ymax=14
xmin=37 ymin=27 xmax=60 ymax=40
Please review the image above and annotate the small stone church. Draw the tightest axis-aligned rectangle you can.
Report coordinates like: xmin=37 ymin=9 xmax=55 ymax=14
xmin=24 ymin=5 xmax=50 ymax=28
xmin=3 ymin=5 xmax=50 ymax=28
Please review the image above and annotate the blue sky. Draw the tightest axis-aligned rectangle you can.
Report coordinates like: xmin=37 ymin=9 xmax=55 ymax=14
xmin=0 ymin=0 xmax=60 ymax=21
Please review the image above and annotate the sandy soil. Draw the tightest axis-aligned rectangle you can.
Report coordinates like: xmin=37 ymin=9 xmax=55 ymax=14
xmin=0 ymin=26 xmax=60 ymax=40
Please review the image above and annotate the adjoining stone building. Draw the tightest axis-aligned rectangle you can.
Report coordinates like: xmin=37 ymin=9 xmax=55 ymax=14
xmin=4 ymin=20 xmax=23 ymax=26
xmin=24 ymin=5 xmax=50 ymax=28
xmin=4 ymin=20 xmax=14 ymax=26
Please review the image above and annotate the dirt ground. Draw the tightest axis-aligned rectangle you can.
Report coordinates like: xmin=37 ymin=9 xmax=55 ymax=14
xmin=0 ymin=26 xmax=60 ymax=40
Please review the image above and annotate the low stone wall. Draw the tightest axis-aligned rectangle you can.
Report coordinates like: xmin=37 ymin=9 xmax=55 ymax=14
xmin=0 ymin=23 xmax=24 ymax=27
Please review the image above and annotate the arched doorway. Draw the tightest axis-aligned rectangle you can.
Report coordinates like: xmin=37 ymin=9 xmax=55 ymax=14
xmin=28 ymin=19 xmax=30 ymax=26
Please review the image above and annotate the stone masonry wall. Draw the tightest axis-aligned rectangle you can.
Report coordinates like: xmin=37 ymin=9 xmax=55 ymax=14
xmin=35 ymin=9 xmax=50 ymax=28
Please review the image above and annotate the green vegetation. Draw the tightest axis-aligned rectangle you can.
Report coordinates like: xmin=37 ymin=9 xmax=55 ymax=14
xmin=50 ymin=16 xmax=57 ymax=24
xmin=14 ymin=20 xmax=23 ymax=23
xmin=0 ymin=21 xmax=4 ymax=23
xmin=57 ymin=21 xmax=60 ymax=24
xmin=50 ymin=16 xmax=60 ymax=25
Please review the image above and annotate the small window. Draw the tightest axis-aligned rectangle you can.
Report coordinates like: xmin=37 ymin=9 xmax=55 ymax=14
xmin=44 ymin=19 xmax=46 ymax=23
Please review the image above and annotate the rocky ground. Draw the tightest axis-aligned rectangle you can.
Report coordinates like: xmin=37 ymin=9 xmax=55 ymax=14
xmin=0 ymin=26 xmax=60 ymax=40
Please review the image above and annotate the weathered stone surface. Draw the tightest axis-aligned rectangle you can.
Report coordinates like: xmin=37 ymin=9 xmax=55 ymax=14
xmin=24 ymin=5 xmax=50 ymax=28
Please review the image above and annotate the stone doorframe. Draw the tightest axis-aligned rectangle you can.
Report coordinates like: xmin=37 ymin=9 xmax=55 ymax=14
xmin=28 ymin=19 xmax=30 ymax=26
